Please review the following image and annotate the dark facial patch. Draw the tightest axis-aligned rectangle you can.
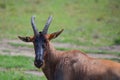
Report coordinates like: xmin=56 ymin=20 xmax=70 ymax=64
xmin=33 ymin=32 xmax=46 ymax=68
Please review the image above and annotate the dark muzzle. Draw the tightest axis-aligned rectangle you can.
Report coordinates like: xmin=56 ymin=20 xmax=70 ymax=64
xmin=34 ymin=59 xmax=43 ymax=68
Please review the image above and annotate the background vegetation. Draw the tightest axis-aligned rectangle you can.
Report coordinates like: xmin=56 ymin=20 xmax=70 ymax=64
xmin=1 ymin=0 xmax=120 ymax=46
xmin=0 ymin=55 xmax=46 ymax=80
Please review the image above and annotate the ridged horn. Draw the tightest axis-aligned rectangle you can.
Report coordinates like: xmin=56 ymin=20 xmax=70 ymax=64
xmin=42 ymin=16 xmax=52 ymax=34
xmin=31 ymin=16 xmax=39 ymax=35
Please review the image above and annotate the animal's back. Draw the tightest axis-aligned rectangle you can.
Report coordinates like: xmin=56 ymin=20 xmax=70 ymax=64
xmin=60 ymin=50 xmax=120 ymax=80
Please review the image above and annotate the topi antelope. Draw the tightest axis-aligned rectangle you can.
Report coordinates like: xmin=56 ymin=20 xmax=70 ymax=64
xmin=18 ymin=16 xmax=120 ymax=80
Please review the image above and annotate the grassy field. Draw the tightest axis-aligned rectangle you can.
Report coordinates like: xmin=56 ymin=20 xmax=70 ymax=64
xmin=0 ymin=55 xmax=46 ymax=80
xmin=0 ymin=0 xmax=120 ymax=46
xmin=0 ymin=55 xmax=34 ymax=69
xmin=0 ymin=70 xmax=46 ymax=80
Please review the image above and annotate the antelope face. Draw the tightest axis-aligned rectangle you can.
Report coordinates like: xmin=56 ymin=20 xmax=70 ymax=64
xmin=18 ymin=16 xmax=63 ymax=68
xmin=33 ymin=32 xmax=47 ymax=68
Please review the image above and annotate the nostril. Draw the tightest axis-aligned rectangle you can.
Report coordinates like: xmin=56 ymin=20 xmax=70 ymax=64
xmin=40 ymin=61 xmax=43 ymax=65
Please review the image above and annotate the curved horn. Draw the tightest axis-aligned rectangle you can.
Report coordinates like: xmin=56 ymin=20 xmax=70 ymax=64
xmin=31 ymin=16 xmax=39 ymax=35
xmin=42 ymin=16 xmax=52 ymax=34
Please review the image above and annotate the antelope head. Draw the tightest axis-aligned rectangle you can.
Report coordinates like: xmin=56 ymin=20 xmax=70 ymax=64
xmin=18 ymin=16 xmax=63 ymax=68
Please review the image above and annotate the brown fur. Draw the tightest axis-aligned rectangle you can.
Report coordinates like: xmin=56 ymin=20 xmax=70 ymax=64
xmin=41 ymin=40 xmax=120 ymax=80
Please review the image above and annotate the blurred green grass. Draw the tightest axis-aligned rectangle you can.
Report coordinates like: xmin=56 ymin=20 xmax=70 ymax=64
xmin=0 ymin=0 xmax=120 ymax=46
xmin=0 ymin=55 xmax=35 ymax=70
xmin=0 ymin=70 xmax=46 ymax=80
xmin=0 ymin=55 xmax=46 ymax=80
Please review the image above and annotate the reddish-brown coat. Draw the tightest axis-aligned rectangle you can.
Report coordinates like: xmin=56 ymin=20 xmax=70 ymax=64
xmin=41 ymin=41 xmax=120 ymax=80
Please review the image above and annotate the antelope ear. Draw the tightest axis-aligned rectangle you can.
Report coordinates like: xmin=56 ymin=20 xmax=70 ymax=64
xmin=48 ymin=29 xmax=64 ymax=40
xmin=18 ymin=36 xmax=34 ymax=42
